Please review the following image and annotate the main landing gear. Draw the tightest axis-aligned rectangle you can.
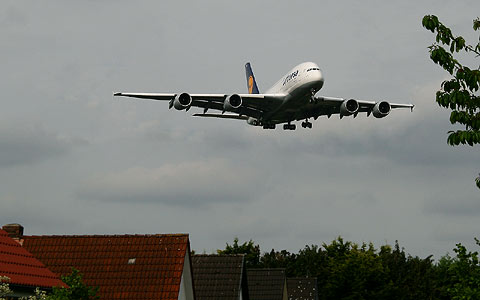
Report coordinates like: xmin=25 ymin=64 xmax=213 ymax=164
xmin=283 ymin=123 xmax=296 ymax=130
xmin=263 ymin=124 xmax=276 ymax=129
xmin=265 ymin=120 xmax=312 ymax=130
xmin=301 ymin=119 xmax=312 ymax=129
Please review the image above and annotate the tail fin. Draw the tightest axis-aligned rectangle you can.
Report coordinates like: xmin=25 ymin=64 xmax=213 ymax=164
xmin=245 ymin=62 xmax=260 ymax=94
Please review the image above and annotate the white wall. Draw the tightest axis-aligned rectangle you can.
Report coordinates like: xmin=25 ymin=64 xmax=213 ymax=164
xmin=178 ymin=247 xmax=194 ymax=300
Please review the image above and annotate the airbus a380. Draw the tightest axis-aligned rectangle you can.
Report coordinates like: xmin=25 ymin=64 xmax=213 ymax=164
xmin=114 ymin=62 xmax=414 ymax=130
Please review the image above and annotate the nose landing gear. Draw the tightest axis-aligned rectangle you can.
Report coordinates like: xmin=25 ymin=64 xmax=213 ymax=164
xmin=283 ymin=123 xmax=296 ymax=130
xmin=309 ymin=89 xmax=317 ymax=103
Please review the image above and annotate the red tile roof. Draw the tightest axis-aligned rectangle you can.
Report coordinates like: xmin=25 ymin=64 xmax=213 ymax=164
xmin=22 ymin=234 xmax=190 ymax=300
xmin=0 ymin=229 xmax=65 ymax=289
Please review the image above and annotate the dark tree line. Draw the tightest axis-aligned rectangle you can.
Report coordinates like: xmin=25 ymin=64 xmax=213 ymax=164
xmin=219 ymin=237 xmax=480 ymax=300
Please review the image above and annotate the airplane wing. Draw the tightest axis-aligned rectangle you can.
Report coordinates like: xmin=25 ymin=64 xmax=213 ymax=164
xmin=296 ymin=96 xmax=414 ymax=120
xmin=114 ymin=92 xmax=285 ymax=119
xmin=192 ymin=113 xmax=248 ymax=120
xmin=316 ymin=96 xmax=414 ymax=110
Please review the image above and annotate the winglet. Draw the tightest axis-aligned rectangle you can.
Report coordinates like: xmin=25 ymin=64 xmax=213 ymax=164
xmin=411 ymin=105 xmax=415 ymax=112
xmin=245 ymin=62 xmax=260 ymax=94
xmin=114 ymin=92 xmax=122 ymax=96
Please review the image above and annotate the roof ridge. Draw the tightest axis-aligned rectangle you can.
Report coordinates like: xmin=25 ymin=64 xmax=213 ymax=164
xmin=24 ymin=233 xmax=189 ymax=238
xmin=193 ymin=254 xmax=245 ymax=257
xmin=0 ymin=249 xmax=35 ymax=256
xmin=0 ymin=260 xmax=47 ymax=268
xmin=248 ymin=267 xmax=286 ymax=271
xmin=0 ymin=271 xmax=62 ymax=279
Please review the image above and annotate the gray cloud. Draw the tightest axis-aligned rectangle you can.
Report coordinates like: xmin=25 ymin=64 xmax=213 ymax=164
xmin=0 ymin=123 xmax=86 ymax=167
xmin=424 ymin=192 xmax=480 ymax=217
xmin=1 ymin=0 xmax=479 ymax=259
xmin=0 ymin=5 xmax=27 ymax=28
xmin=77 ymin=159 xmax=263 ymax=206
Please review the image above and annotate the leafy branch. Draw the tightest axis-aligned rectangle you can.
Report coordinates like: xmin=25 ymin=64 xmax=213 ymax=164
xmin=423 ymin=16 xmax=480 ymax=148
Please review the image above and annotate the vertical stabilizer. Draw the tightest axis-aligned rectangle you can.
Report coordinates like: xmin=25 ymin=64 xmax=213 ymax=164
xmin=245 ymin=62 xmax=260 ymax=94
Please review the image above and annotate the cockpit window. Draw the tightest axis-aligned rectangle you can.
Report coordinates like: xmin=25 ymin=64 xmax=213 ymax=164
xmin=307 ymin=68 xmax=320 ymax=72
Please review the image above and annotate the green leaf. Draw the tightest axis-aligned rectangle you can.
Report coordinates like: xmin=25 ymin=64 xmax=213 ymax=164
xmin=422 ymin=15 xmax=438 ymax=32
xmin=473 ymin=18 xmax=480 ymax=31
xmin=455 ymin=37 xmax=466 ymax=52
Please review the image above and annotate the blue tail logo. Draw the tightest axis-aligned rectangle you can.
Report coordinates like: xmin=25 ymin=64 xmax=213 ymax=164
xmin=245 ymin=62 xmax=260 ymax=94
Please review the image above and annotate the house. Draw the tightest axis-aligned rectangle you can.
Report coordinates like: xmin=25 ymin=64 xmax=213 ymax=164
xmin=247 ymin=269 xmax=288 ymax=300
xmin=0 ymin=226 xmax=65 ymax=299
xmin=192 ymin=254 xmax=249 ymax=300
xmin=286 ymin=278 xmax=318 ymax=300
xmin=5 ymin=224 xmax=195 ymax=300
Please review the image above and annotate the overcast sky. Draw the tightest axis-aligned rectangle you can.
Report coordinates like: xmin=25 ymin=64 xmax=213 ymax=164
xmin=1 ymin=0 xmax=479 ymax=259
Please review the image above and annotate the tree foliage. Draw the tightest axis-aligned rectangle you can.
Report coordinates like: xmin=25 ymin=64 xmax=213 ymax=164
xmin=221 ymin=237 xmax=480 ymax=300
xmin=446 ymin=240 xmax=480 ymax=300
xmin=0 ymin=276 xmax=13 ymax=300
xmin=217 ymin=237 xmax=261 ymax=267
xmin=0 ymin=269 xmax=99 ymax=300
xmin=49 ymin=268 xmax=99 ymax=300
xmin=22 ymin=288 xmax=48 ymax=300
xmin=422 ymin=15 xmax=480 ymax=147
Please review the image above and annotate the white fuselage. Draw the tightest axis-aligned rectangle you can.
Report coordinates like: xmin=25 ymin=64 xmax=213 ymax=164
xmin=263 ymin=62 xmax=325 ymax=121
xmin=267 ymin=62 xmax=324 ymax=97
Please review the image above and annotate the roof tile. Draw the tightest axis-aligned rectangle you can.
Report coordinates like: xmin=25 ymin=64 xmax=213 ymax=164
xmin=247 ymin=269 xmax=286 ymax=300
xmin=23 ymin=234 xmax=189 ymax=300
xmin=192 ymin=254 xmax=249 ymax=300
xmin=0 ymin=229 xmax=65 ymax=288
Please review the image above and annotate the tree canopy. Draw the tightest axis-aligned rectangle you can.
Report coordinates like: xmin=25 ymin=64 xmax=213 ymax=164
xmin=49 ymin=268 xmax=99 ymax=300
xmin=422 ymin=15 xmax=480 ymax=189
xmin=217 ymin=237 xmax=261 ymax=267
xmin=422 ymin=15 xmax=480 ymax=147
xmin=220 ymin=237 xmax=480 ymax=300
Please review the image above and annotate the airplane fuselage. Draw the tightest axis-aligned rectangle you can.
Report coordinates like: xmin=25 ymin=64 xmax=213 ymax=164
xmin=263 ymin=62 xmax=325 ymax=123
xmin=267 ymin=62 xmax=324 ymax=95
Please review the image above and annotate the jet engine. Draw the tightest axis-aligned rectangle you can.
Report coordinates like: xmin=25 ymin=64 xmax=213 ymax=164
xmin=372 ymin=101 xmax=391 ymax=118
xmin=224 ymin=94 xmax=242 ymax=111
xmin=340 ymin=99 xmax=359 ymax=116
xmin=173 ymin=93 xmax=192 ymax=110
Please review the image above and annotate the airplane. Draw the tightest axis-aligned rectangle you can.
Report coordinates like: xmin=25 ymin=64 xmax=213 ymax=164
xmin=114 ymin=62 xmax=414 ymax=130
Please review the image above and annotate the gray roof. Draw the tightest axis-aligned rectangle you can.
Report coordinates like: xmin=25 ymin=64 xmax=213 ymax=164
xmin=247 ymin=268 xmax=286 ymax=300
xmin=287 ymin=278 xmax=318 ymax=300
xmin=192 ymin=254 xmax=249 ymax=300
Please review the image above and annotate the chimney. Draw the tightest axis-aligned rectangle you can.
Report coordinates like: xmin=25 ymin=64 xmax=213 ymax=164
xmin=2 ymin=223 xmax=24 ymax=240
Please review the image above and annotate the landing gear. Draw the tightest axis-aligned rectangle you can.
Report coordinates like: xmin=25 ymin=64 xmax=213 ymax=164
xmin=263 ymin=124 xmax=276 ymax=129
xmin=301 ymin=120 xmax=312 ymax=129
xmin=283 ymin=123 xmax=296 ymax=130
xmin=309 ymin=88 xmax=317 ymax=103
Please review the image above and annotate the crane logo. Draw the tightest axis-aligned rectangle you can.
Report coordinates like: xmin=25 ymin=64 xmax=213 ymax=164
xmin=248 ymin=76 xmax=254 ymax=94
